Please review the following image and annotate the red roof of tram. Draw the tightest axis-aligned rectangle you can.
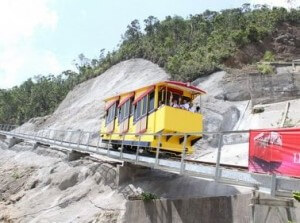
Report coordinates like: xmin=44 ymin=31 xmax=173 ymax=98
xmin=103 ymin=80 xmax=206 ymax=102
xmin=164 ymin=81 xmax=206 ymax=94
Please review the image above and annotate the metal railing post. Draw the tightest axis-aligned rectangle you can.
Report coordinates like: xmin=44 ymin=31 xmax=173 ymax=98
xmin=155 ymin=133 xmax=162 ymax=167
xmin=47 ymin=129 xmax=51 ymax=142
xmin=107 ymin=134 xmax=112 ymax=156
xmin=68 ymin=131 xmax=74 ymax=147
xmin=120 ymin=134 xmax=125 ymax=159
xmin=51 ymin=130 xmax=55 ymax=142
xmin=96 ymin=134 xmax=101 ymax=153
xmin=33 ymin=130 xmax=38 ymax=140
xmin=49 ymin=129 xmax=52 ymax=140
xmin=135 ymin=135 xmax=141 ymax=163
xmin=271 ymin=174 xmax=277 ymax=197
xmin=77 ymin=131 xmax=82 ymax=149
xmin=214 ymin=133 xmax=224 ymax=181
xmin=86 ymin=132 xmax=91 ymax=150
xmin=180 ymin=134 xmax=187 ymax=174
xmin=60 ymin=130 xmax=64 ymax=145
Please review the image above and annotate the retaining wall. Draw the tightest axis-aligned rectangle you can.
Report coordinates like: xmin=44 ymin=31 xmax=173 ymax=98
xmin=123 ymin=194 xmax=252 ymax=223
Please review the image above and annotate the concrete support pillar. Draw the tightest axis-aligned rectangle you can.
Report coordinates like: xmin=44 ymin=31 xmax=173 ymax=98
xmin=0 ymin=134 xmax=6 ymax=140
xmin=32 ymin=142 xmax=39 ymax=150
xmin=7 ymin=137 xmax=23 ymax=148
xmin=117 ymin=162 xmax=152 ymax=186
xmin=67 ymin=150 xmax=89 ymax=161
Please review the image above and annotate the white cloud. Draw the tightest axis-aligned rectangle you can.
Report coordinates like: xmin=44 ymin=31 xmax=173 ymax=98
xmin=252 ymin=0 xmax=300 ymax=8
xmin=0 ymin=0 xmax=58 ymax=45
xmin=0 ymin=0 xmax=61 ymax=89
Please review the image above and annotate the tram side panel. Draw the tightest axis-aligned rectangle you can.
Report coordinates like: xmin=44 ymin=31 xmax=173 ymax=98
xmin=151 ymin=106 xmax=203 ymax=154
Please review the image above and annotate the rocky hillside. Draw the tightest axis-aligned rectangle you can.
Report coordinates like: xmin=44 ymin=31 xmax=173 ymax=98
xmin=20 ymin=59 xmax=169 ymax=133
xmin=2 ymin=57 xmax=300 ymax=222
xmin=19 ymin=58 xmax=300 ymax=138
xmin=0 ymin=139 xmax=251 ymax=222
xmin=225 ymin=22 xmax=300 ymax=67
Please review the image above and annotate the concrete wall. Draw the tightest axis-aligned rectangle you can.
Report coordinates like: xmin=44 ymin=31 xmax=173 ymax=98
xmin=0 ymin=134 xmax=6 ymax=140
xmin=117 ymin=163 xmax=252 ymax=199
xmin=123 ymin=194 xmax=252 ymax=223
xmin=249 ymin=67 xmax=300 ymax=106
xmin=123 ymin=193 xmax=300 ymax=223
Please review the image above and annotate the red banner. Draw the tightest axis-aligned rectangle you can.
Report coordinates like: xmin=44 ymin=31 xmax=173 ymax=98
xmin=249 ymin=128 xmax=300 ymax=178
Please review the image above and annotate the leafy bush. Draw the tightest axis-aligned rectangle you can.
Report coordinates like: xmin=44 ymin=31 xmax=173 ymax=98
xmin=293 ymin=191 xmax=300 ymax=202
xmin=141 ymin=192 xmax=158 ymax=201
xmin=257 ymin=63 xmax=274 ymax=74
xmin=263 ymin=51 xmax=275 ymax=62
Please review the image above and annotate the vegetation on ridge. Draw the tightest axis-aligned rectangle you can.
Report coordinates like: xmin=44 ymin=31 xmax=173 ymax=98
xmin=0 ymin=4 xmax=300 ymax=125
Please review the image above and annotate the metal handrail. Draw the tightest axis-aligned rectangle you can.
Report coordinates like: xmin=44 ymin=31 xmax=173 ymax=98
xmin=0 ymin=123 xmax=299 ymax=195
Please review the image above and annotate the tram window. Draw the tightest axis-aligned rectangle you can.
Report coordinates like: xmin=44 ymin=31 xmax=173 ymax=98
xmin=149 ymin=91 xmax=155 ymax=112
xmin=135 ymin=100 xmax=142 ymax=122
xmin=106 ymin=103 xmax=116 ymax=125
xmin=118 ymin=106 xmax=123 ymax=123
xmin=117 ymin=107 xmax=120 ymax=122
xmin=133 ymin=104 xmax=136 ymax=121
xmin=118 ymin=99 xmax=131 ymax=123
xmin=130 ymin=102 xmax=134 ymax=116
xmin=105 ymin=110 xmax=109 ymax=124
xmin=158 ymin=89 xmax=165 ymax=105
xmin=124 ymin=100 xmax=130 ymax=118
xmin=134 ymin=95 xmax=148 ymax=122
xmin=142 ymin=96 xmax=148 ymax=116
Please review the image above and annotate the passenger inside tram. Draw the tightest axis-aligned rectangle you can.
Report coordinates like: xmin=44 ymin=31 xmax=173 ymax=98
xmin=158 ymin=88 xmax=195 ymax=112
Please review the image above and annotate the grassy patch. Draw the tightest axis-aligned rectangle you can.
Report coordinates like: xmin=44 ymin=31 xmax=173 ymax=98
xmin=12 ymin=171 xmax=21 ymax=179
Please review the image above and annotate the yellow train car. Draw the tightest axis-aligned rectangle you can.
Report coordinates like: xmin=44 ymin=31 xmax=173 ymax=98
xmin=100 ymin=81 xmax=206 ymax=155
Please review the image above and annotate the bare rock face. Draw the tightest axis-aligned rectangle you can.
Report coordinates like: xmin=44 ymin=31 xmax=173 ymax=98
xmin=214 ymin=72 xmax=251 ymax=102
xmin=36 ymin=59 xmax=169 ymax=133
xmin=220 ymin=106 xmax=240 ymax=132
xmin=0 ymin=144 xmax=125 ymax=223
xmin=58 ymin=172 xmax=79 ymax=191
xmin=249 ymin=67 xmax=300 ymax=106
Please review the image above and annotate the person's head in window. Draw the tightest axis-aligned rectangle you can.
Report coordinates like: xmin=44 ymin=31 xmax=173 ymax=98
xmin=178 ymin=96 xmax=182 ymax=104
xmin=172 ymin=99 xmax=180 ymax=108
xmin=189 ymin=102 xmax=193 ymax=110
xmin=158 ymin=100 xmax=164 ymax=108
xmin=181 ymin=99 xmax=189 ymax=110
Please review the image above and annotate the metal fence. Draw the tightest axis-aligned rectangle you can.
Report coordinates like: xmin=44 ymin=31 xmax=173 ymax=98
xmin=0 ymin=124 xmax=299 ymax=195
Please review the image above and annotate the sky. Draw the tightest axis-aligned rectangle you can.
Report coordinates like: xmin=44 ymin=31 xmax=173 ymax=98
xmin=0 ymin=0 xmax=299 ymax=89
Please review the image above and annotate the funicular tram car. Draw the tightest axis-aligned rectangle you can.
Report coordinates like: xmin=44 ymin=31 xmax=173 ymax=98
xmin=100 ymin=81 xmax=206 ymax=155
